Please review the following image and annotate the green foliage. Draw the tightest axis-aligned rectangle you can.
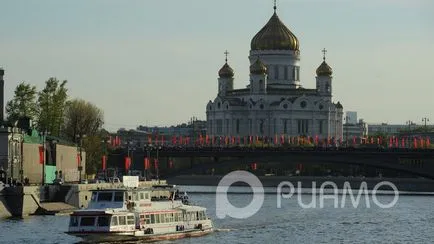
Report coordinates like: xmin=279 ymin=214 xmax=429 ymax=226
xmin=63 ymin=99 xmax=104 ymax=142
xmin=6 ymin=82 xmax=39 ymax=123
xmin=37 ymin=78 xmax=68 ymax=136
xmin=82 ymin=134 xmax=104 ymax=174
xmin=63 ymin=99 xmax=104 ymax=174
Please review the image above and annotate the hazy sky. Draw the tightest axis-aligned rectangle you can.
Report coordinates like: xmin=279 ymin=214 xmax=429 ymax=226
xmin=1 ymin=0 xmax=433 ymax=131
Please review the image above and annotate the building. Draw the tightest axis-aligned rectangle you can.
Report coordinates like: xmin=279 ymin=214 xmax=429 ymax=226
xmin=345 ymin=111 xmax=358 ymax=125
xmin=206 ymin=5 xmax=343 ymax=139
xmin=342 ymin=112 xmax=367 ymax=142
xmin=367 ymin=123 xmax=411 ymax=136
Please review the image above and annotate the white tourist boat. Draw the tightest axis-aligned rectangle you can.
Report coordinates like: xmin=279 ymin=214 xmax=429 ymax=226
xmin=66 ymin=178 xmax=213 ymax=242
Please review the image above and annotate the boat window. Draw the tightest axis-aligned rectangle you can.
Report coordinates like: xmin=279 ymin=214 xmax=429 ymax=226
xmin=98 ymin=192 xmax=113 ymax=202
xmin=145 ymin=193 xmax=149 ymax=199
xmin=155 ymin=214 xmax=160 ymax=224
xmin=160 ymin=214 xmax=165 ymax=223
xmin=111 ymin=216 xmax=118 ymax=226
xmin=80 ymin=217 xmax=96 ymax=226
xmin=69 ymin=216 xmax=78 ymax=227
xmin=145 ymin=215 xmax=151 ymax=224
xmin=140 ymin=214 xmax=144 ymax=219
xmin=150 ymin=214 xmax=155 ymax=224
xmin=114 ymin=192 xmax=124 ymax=202
xmin=97 ymin=216 xmax=110 ymax=227
xmin=177 ymin=213 xmax=183 ymax=221
xmin=127 ymin=215 xmax=135 ymax=225
xmin=140 ymin=192 xmax=144 ymax=200
xmin=133 ymin=193 xmax=139 ymax=201
xmin=119 ymin=216 xmax=126 ymax=225
xmin=91 ymin=192 xmax=97 ymax=202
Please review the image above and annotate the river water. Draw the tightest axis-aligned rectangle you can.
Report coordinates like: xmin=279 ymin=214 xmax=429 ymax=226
xmin=1 ymin=186 xmax=434 ymax=244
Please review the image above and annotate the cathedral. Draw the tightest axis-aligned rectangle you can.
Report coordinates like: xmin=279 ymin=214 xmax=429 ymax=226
xmin=206 ymin=5 xmax=343 ymax=139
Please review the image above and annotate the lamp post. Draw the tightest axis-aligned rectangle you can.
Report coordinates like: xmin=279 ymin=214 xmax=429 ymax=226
xmin=344 ymin=116 xmax=350 ymax=147
xmin=76 ymin=134 xmax=86 ymax=183
xmin=406 ymin=120 xmax=413 ymax=132
xmin=422 ymin=117 xmax=429 ymax=130
xmin=40 ymin=130 xmax=49 ymax=185
xmin=156 ymin=146 xmax=161 ymax=181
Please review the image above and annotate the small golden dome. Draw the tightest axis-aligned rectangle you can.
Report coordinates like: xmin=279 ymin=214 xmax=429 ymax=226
xmin=316 ymin=61 xmax=333 ymax=76
xmin=250 ymin=58 xmax=267 ymax=75
xmin=251 ymin=12 xmax=299 ymax=51
xmin=218 ymin=63 xmax=234 ymax=78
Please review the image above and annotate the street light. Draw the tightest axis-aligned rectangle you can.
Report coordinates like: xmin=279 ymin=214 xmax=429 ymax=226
xmin=422 ymin=117 xmax=430 ymax=130
xmin=406 ymin=120 xmax=413 ymax=132
xmin=76 ymin=134 xmax=86 ymax=183
xmin=40 ymin=130 xmax=49 ymax=185
xmin=344 ymin=116 xmax=350 ymax=147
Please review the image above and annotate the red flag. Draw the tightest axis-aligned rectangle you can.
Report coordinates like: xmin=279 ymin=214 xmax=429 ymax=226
xmin=154 ymin=159 xmax=159 ymax=170
xmin=148 ymin=136 xmax=152 ymax=145
xmin=125 ymin=156 xmax=131 ymax=171
xmin=77 ymin=153 xmax=81 ymax=166
xmin=102 ymin=155 xmax=107 ymax=170
xmin=205 ymin=135 xmax=209 ymax=145
xmin=427 ymin=137 xmax=431 ymax=148
xmin=39 ymin=146 xmax=44 ymax=164
xmin=413 ymin=138 xmax=418 ymax=148
xmin=144 ymin=157 xmax=151 ymax=170
xmin=251 ymin=163 xmax=257 ymax=171
xmin=401 ymin=138 xmax=405 ymax=148
xmin=389 ymin=137 xmax=393 ymax=148
xmin=179 ymin=136 xmax=183 ymax=145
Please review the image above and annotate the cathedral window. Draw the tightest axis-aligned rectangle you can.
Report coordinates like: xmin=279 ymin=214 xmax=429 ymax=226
xmin=260 ymin=104 xmax=264 ymax=110
xmin=300 ymin=101 xmax=307 ymax=108
xmin=319 ymin=120 xmax=323 ymax=134
xmin=236 ymin=119 xmax=240 ymax=134
xmin=284 ymin=66 xmax=288 ymax=80
xmin=259 ymin=120 xmax=264 ymax=134
xmin=217 ymin=102 xmax=221 ymax=109
xmin=297 ymin=119 xmax=309 ymax=135
xmin=319 ymin=104 xmax=324 ymax=110
xmin=283 ymin=104 xmax=288 ymax=109
xmin=274 ymin=66 xmax=279 ymax=79
xmin=225 ymin=119 xmax=230 ymax=134
xmin=226 ymin=105 xmax=229 ymax=110
xmin=283 ymin=119 xmax=288 ymax=134
xmin=209 ymin=105 xmax=212 ymax=110
xmin=326 ymin=84 xmax=330 ymax=93
xmin=216 ymin=120 xmax=223 ymax=134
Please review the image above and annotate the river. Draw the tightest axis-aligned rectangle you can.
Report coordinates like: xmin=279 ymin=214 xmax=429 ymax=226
xmin=1 ymin=186 xmax=433 ymax=244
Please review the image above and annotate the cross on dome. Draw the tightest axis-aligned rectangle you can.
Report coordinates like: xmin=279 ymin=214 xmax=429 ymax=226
xmin=224 ymin=50 xmax=229 ymax=63
xmin=322 ymin=48 xmax=327 ymax=61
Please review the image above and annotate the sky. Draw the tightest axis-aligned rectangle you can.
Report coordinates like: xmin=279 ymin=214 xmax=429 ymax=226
xmin=1 ymin=0 xmax=433 ymax=131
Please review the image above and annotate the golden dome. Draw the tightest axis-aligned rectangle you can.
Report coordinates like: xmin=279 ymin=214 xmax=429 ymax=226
xmin=251 ymin=12 xmax=299 ymax=51
xmin=316 ymin=61 xmax=333 ymax=76
xmin=218 ymin=63 xmax=234 ymax=78
xmin=250 ymin=58 xmax=267 ymax=75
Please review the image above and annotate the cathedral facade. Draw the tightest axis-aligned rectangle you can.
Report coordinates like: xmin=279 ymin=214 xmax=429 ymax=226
xmin=206 ymin=6 xmax=343 ymax=139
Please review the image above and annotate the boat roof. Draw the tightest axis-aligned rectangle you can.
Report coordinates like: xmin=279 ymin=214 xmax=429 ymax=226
xmin=177 ymin=205 xmax=207 ymax=212
xmin=89 ymin=187 xmax=152 ymax=192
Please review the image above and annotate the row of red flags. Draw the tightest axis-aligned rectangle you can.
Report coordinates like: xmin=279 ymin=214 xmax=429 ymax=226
xmin=109 ymin=135 xmax=431 ymax=147
xmin=101 ymin=156 xmax=174 ymax=171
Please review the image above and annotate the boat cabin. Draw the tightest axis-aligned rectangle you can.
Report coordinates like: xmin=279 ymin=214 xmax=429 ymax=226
xmin=69 ymin=211 xmax=136 ymax=233
xmin=88 ymin=189 xmax=152 ymax=210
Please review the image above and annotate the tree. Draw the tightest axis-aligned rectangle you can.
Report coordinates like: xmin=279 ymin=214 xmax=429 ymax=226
xmin=38 ymin=78 xmax=68 ymax=136
xmin=5 ymin=82 xmax=38 ymax=123
xmin=63 ymin=99 xmax=104 ymax=174
xmin=63 ymin=99 xmax=104 ymax=142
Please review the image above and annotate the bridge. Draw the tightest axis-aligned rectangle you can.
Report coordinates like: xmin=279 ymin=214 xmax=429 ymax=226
xmin=110 ymin=147 xmax=434 ymax=180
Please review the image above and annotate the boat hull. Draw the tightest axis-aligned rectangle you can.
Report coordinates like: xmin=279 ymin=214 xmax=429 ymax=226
xmin=67 ymin=227 xmax=213 ymax=243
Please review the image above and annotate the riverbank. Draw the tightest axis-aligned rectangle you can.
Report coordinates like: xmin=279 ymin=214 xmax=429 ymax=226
xmin=167 ymin=175 xmax=434 ymax=192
